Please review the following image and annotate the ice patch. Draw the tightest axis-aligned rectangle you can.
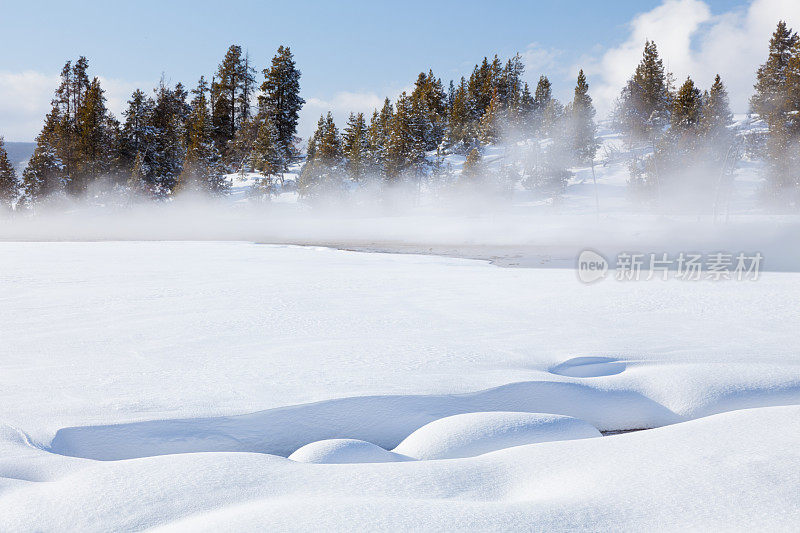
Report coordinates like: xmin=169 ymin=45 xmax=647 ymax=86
xmin=393 ymin=412 xmax=601 ymax=460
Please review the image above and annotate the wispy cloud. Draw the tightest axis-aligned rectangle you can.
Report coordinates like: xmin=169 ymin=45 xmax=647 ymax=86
xmin=583 ymin=0 xmax=800 ymax=116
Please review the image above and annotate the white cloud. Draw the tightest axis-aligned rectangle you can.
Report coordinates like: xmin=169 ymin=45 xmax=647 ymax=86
xmin=0 ymin=71 xmax=149 ymax=142
xmin=584 ymin=0 xmax=800 ymax=117
xmin=0 ymin=71 xmax=58 ymax=142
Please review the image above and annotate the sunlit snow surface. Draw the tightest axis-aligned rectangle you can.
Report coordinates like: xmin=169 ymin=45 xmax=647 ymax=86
xmin=2 ymin=119 xmax=800 ymax=530
xmin=1 ymin=241 xmax=800 ymax=531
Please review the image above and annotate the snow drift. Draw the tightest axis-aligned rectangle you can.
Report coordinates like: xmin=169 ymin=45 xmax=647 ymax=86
xmin=393 ymin=412 xmax=602 ymax=460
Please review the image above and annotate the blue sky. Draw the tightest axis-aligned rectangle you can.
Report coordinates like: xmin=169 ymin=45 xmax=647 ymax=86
xmin=1 ymin=0 xmax=795 ymax=141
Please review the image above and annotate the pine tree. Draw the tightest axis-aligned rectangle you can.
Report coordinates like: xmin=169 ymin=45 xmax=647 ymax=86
xmin=506 ymin=82 xmax=534 ymax=136
xmin=752 ymin=21 xmax=800 ymax=199
xmin=701 ymin=74 xmax=734 ymax=146
xmin=127 ymin=151 xmax=149 ymax=196
xmin=367 ymin=99 xmax=393 ymax=178
xmin=670 ymin=77 xmax=703 ymax=135
xmin=251 ymin=114 xmax=284 ymax=189
xmin=0 ymin=137 xmax=18 ymax=209
xmin=74 ymin=77 xmax=115 ymax=192
xmin=259 ymin=46 xmax=305 ymax=168
xmin=211 ymin=45 xmax=248 ymax=148
xmin=570 ymin=69 xmax=598 ymax=164
xmin=176 ymin=77 xmax=226 ymax=195
xmin=616 ymin=40 xmax=672 ymax=141
xmin=150 ymin=78 xmax=189 ymax=194
xmin=21 ymin=111 xmax=65 ymax=205
xmin=410 ymin=70 xmax=447 ymax=150
xmin=533 ymin=75 xmax=552 ymax=112
xmin=533 ymin=76 xmax=563 ymax=135
xmin=120 ymin=89 xmax=156 ymax=180
xmin=479 ymin=89 xmax=501 ymax=144
xmin=238 ymin=51 xmax=257 ymax=125
xmin=751 ymin=21 xmax=799 ymax=119
xmin=343 ymin=112 xmax=369 ymax=182
xmin=298 ymin=112 xmax=344 ymax=197
xmin=23 ymin=57 xmax=118 ymax=200
xmin=386 ymin=92 xmax=427 ymax=180
xmin=446 ymin=78 xmax=475 ymax=151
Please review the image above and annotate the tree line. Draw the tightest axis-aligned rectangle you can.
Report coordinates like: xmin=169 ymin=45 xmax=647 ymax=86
xmin=0 ymin=20 xmax=799 ymax=211
xmin=1 ymin=45 xmax=303 ymax=208
xmin=613 ymin=20 xmax=800 ymax=208
xmin=298 ymin=56 xmax=598 ymax=200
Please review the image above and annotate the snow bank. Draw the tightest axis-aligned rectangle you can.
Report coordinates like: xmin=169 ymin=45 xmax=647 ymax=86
xmin=289 ymin=439 xmax=409 ymax=464
xmin=2 ymin=406 xmax=799 ymax=531
xmin=393 ymin=412 xmax=601 ymax=460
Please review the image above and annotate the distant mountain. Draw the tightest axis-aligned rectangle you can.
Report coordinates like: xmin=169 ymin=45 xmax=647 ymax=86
xmin=3 ymin=141 xmax=36 ymax=172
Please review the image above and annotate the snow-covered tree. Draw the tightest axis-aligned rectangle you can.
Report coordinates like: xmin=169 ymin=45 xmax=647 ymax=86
xmin=259 ymin=46 xmax=305 ymax=168
xmin=569 ymin=69 xmax=598 ymax=165
xmin=343 ymin=112 xmax=370 ymax=182
xmin=0 ymin=137 xmax=18 ymax=209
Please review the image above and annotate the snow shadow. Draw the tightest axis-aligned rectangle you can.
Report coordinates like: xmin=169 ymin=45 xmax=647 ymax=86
xmin=49 ymin=380 xmax=681 ymax=461
xmin=549 ymin=357 xmax=627 ymax=377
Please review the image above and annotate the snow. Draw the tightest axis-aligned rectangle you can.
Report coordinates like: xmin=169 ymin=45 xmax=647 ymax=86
xmin=2 ymin=405 xmax=799 ymax=531
xmin=392 ymin=412 xmax=601 ymax=460
xmin=289 ymin=439 xmax=409 ymax=463
xmin=1 ymin=121 xmax=799 ymax=529
xmin=0 ymin=240 xmax=798 ymax=531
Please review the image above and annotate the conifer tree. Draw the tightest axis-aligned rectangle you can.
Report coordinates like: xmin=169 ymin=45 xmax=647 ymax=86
xmin=386 ymin=92 xmax=427 ymax=180
xmin=569 ymin=69 xmax=598 ymax=164
xmin=701 ymin=74 xmax=734 ymax=146
xmin=259 ymin=46 xmax=305 ymax=168
xmin=367 ymin=99 xmax=394 ymax=178
xmin=506 ymin=82 xmax=534 ymax=136
xmin=211 ymin=45 xmax=248 ymax=147
xmin=446 ymin=78 xmax=475 ymax=151
xmin=127 ymin=151 xmax=149 ymax=196
xmin=177 ymin=77 xmax=226 ymax=194
xmin=616 ymin=40 xmax=672 ymax=141
xmin=0 ymin=137 xmax=18 ymax=209
xmin=238 ymin=51 xmax=257 ymax=124
xmin=120 ymin=89 xmax=156 ymax=178
xmin=251 ymin=114 xmax=284 ymax=189
xmin=298 ymin=112 xmax=344 ymax=197
xmin=751 ymin=21 xmax=798 ymax=119
xmin=533 ymin=75 xmax=552 ymax=112
xmin=751 ymin=21 xmax=800 ymax=199
xmin=23 ymin=57 xmax=118 ymax=200
xmin=343 ymin=112 xmax=369 ymax=182
xmin=74 ymin=77 xmax=115 ymax=192
xmin=670 ymin=77 xmax=703 ymax=135
xmin=533 ymin=76 xmax=563 ymax=135
xmin=479 ymin=89 xmax=502 ymax=144
xmin=150 ymin=79 xmax=189 ymax=194
xmin=21 ymin=110 xmax=65 ymax=205
xmin=410 ymin=70 xmax=447 ymax=150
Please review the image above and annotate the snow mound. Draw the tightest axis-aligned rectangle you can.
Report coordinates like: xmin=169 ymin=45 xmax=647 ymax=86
xmin=289 ymin=439 xmax=409 ymax=464
xmin=393 ymin=412 xmax=601 ymax=460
